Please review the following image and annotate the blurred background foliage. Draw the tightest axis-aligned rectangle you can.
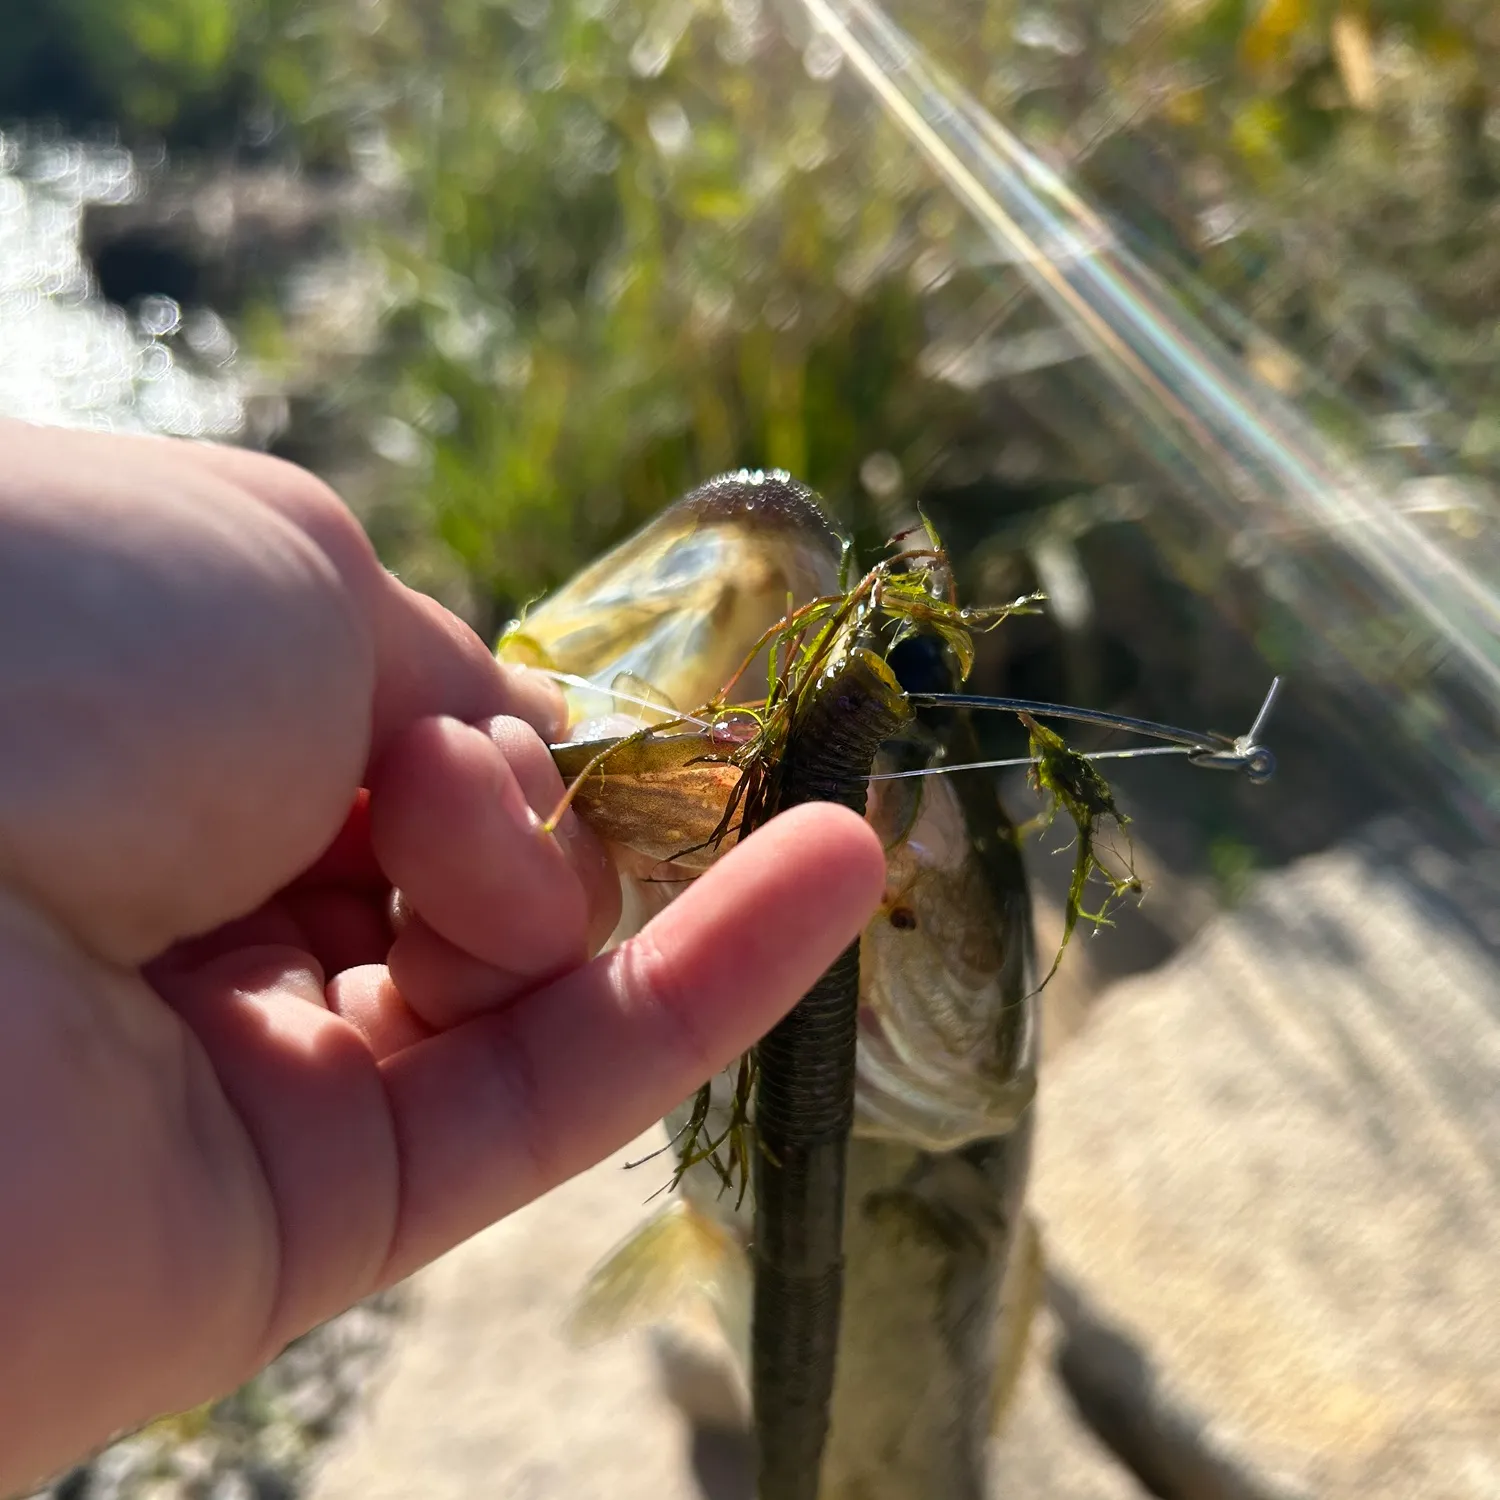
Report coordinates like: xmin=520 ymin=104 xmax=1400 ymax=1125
xmin=5 ymin=0 xmax=1499 ymax=610
xmin=1 ymin=0 xmax=1497 ymax=854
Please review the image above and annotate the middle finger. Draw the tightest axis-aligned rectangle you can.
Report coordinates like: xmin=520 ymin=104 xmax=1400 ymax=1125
xmin=367 ymin=716 xmax=618 ymax=1029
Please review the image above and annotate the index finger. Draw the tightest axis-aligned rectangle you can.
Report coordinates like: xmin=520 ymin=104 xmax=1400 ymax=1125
xmin=375 ymin=802 xmax=886 ymax=1282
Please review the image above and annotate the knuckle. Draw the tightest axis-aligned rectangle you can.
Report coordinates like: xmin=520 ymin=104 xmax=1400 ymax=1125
xmin=616 ymin=927 xmax=714 ymax=1080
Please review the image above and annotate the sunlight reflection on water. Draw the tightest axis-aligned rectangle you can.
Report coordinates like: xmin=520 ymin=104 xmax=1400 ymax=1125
xmin=0 ymin=132 xmax=246 ymax=439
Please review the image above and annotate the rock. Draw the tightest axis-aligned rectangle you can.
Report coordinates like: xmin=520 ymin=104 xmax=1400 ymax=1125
xmin=163 ymin=1438 xmax=214 ymax=1487
xmin=1032 ymin=817 xmax=1500 ymax=1499
xmin=276 ymin=1380 xmax=339 ymax=1435
xmin=303 ymin=1135 xmax=708 ymax=1500
xmin=80 ymin=1439 xmax=156 ymax=1500
xmin=22 ymin=1286 xmax=404 ymax=1500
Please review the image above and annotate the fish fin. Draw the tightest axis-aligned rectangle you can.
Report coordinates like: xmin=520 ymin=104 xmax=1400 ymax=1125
xmin=566 ymin=1197 xmax=747 ymax=1352
xmin=992 ymin=1213 xmax=1046 ymax=1433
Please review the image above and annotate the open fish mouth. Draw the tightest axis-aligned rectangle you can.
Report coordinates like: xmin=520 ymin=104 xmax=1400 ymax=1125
xmin=501 ymin=469 xmax=846 ymax=721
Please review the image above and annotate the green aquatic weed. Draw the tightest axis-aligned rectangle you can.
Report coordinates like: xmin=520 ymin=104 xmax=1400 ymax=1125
xmin=1021 ymin=710 xmax=1143 ymax=989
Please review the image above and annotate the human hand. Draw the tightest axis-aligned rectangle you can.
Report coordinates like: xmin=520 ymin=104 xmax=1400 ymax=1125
xmin=0 ymin=421 xmax=885 ymax=1492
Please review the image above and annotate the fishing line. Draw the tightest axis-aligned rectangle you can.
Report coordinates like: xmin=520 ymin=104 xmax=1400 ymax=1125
xmin=907 ymin=694 xmax=1234 ymax=752
xmin=866 ymin=744 xmax=1197 ymax=780
xmin=886 ymin=676 xmax=1282 ymax=782
xmin=539 ymin=668 xmax=717 ymax=731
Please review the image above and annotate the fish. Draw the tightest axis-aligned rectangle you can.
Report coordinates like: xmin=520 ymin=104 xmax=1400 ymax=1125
xmin=497 ymin=471 xmax=1041 ymax=1499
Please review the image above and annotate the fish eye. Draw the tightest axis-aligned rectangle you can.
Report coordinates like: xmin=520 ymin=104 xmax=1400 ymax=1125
xmin=888 ymin=905 xmax=918 ymax=931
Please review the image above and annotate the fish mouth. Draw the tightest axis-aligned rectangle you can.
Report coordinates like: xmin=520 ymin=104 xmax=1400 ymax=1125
xmin=499 ymin=472 xmax=844 ymax=719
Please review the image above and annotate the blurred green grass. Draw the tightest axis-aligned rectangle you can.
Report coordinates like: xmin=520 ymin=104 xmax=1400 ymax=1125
xmin=7 ymin=0 xmax=1499 ymax=626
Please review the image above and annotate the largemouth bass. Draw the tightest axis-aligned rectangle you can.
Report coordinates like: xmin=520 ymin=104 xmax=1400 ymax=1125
xmin=498 ymin=472 xmax=1041 ymax=1499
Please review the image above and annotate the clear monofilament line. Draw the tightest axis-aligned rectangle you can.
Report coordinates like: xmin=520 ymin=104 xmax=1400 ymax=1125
xmin=905 ymin=693 xmax=1228 ymax=752
xmin=1244 ymin=676 xmax=1284 ymax=746
xmin=540 ymin=668 xmax=717 ymax=731
xmin=902 ymin=676 xmax=1282 ymax=782
xmin=867 ymin=744 xmax=1195 ymax=781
